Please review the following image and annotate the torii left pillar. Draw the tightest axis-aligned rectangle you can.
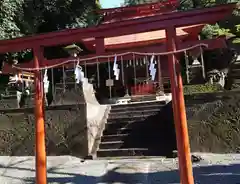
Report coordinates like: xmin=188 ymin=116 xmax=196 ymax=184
xmin=33 ymin=46 xmax=47 ymax=184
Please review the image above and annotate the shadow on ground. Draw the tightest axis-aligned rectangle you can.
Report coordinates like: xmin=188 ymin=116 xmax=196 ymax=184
xmin=1 ymin=162 xmax=240 ymax=184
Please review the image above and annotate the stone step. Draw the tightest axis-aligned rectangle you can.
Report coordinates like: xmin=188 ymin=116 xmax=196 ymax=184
xmin=99 ymin=141 xmax=124 ymax=149
xmin=107 ymin=114 xmax=153 ymax=122
xmin=55 ymin=82 xmax=76 ymax=86
xmin=105 ymin=121 xmax=144 ymax=131
xmin=233 ymin=79 xmax=240 ymax=84
xmin=97 ymin=148 xmax=150 ymax=157
xmin=130 ymin=95 xmax=158 ymax=102
xmin=108 ymin=111 xmax=159 ymax=119
xmin=110 ymin=104 xmax=163 ymax=113
xmin=101 ymin=134 xmax=129 ymax=142
xmin=231 ymin=68 xmax=240 ymax=72
xmin=111 ymin=101 xmax=166 ymax=112
xmin=103 ymin=127 xmax=132 ymax=135
xmin=0 ymin=94 xmax=17 ymax=99
xmin=109 ymin=108 xmax=161 ymax=116
xmin=230 ymin=69 xmax=240 ymax=77
xmin=97 ymin=156 xmax=165 ymax=160
xmin=3 ymin=90 xmax=17 ymax=95
xmin=231 ymin=75 xmax=240 ymax=79
xmin=231 ymin=63 xmax=240 ymax=69
xmin=55 ymin=83 xmax=77 ymax=92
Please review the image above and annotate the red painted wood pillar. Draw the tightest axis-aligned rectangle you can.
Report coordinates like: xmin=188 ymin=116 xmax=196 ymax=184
xmin=166 ymin=27 xmax=194 ymax=184
xmin=33 ymin=46 xmax=47 ymax=184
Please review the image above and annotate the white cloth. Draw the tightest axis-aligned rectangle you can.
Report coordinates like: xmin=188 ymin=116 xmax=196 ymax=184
xmin=113 ymin=55 xmax=120 ymax=80
xmin=14 ymin=74 xmax=19 ymax=81
xmin=9 ymin=74 xmax=19 ymax=83
xmin=44 ymin=81 xmax=49 ymax=93
xmin=16 ymin=91 xmax=22 ymax=108
xmin=43 ymin=69 xmax=49 ymax=93
xmin=25 ymin=89 xmax=30 ymax=95
xmin=75 ymin=65 xmax=84 ymax=84
xmin=149 ymin=55 xmax=156 ymax=81
xmin=218 ymin=72 xmax=226 ymax=88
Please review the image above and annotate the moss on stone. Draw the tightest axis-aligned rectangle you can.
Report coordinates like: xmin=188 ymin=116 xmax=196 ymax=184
xmin=184 ymin=84 xmax=222 ymax=95
xmin=187 ymin=91 xmax=240 ymax=153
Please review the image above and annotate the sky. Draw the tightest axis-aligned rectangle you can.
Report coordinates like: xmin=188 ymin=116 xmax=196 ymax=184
xmin=100 ymin=0 xmax=125 ymax=8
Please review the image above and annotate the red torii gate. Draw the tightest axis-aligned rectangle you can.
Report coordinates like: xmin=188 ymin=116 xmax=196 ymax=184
xmin=0 ymin=2 xmax=236 ymax=184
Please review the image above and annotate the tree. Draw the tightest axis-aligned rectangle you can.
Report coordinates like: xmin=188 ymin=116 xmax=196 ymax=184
xmin=0 ymin=0 xmax=24 ymax=40
xmin=17 ymin=0 xmax=100 ymax=34
xmin=0 ymin=0 xmax=100 ymax=63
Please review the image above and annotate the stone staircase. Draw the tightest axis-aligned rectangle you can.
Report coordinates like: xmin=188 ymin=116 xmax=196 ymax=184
xmin=97 ymin=100 xmax=177 ymax=158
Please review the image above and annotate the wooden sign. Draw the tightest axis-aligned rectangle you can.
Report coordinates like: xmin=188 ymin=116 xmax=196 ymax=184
xmin=106 ymin=79 xmax=114 ymax=87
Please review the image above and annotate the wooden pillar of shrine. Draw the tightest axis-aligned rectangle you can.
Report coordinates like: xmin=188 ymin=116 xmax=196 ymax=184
xmin=33 ymin=46 xmax=47 ymax=184
xmin=166 ymin=27 xmax=194 ymax=184
xmin=157 ymin=55 xmax=163 ymax=93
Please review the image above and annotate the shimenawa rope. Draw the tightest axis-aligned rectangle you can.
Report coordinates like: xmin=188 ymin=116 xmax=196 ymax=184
xmin=12 ymin=43 xmax=208 ymax=71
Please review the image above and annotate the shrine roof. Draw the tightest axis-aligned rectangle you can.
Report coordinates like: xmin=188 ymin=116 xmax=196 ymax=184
xmin=82 ymin=24 xmax=205 ymax=51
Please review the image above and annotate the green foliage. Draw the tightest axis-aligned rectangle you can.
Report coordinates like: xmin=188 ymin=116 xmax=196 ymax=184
xmin=233 ymin=37 xmax=240 ymax=44
xmin=17 ymin=0 xmax=99 ymax=34
xmin=184 ymin=84 xmax=222 ymax=95
xmin=236 ymin=25 xmax=240 ymax=32
xmin=202 ymin=24 xmax=236 ymax=39
xmin=202 ymin=23 xmax=240 ymax=44
xmin=0 ymin=0 xmax=100 ymax=62
xmin=0 ymin=0 xmax=24 ymax=40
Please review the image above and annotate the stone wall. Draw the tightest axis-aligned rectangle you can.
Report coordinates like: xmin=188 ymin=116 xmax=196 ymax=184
xmin=0 ymin=104 xmax=88 ymax=156
xmin=0 ymin=86 xmax=89 ymax=157
xmin=185 ymin=91 xmax=240 ymax=153
xmin=0 ymin=82 xmax=110 ymax=157
xmin=1 ymin=87 xmax=240 ymax=156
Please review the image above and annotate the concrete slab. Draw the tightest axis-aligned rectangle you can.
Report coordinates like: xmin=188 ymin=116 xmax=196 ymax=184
xmin=0 ymin=154 xmax=240 ymax=183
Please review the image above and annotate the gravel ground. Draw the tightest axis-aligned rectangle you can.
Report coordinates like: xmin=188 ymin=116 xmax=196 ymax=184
xmin=0 ymin=154 xmax=240 ymax=184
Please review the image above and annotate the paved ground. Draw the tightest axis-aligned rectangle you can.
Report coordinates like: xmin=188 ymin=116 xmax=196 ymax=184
xmin=0 ymin=153 xmax=240 ymax=183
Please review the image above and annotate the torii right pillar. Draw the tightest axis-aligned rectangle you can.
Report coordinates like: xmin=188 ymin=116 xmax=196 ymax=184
xmin=166 ymin=26 xmax=194 ymax=184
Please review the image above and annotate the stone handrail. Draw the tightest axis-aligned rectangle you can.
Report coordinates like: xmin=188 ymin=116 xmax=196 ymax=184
xmin=82 ymin=78 xmax=110 ymax=157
